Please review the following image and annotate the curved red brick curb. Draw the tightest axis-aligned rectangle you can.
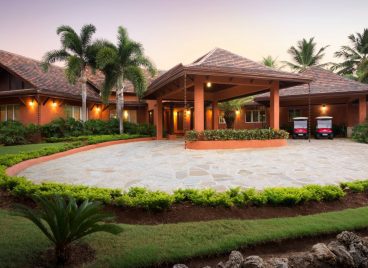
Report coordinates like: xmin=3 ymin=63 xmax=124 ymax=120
xmin=6 ymin=137 xmax=154 ymax=176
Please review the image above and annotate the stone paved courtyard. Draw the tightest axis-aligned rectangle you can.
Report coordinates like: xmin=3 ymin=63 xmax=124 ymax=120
xmin=19 ymin=139 xmax=368 ymax=192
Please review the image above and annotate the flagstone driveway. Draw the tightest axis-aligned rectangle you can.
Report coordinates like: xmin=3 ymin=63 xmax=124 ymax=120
xmin=18 ymin=139 xmax=368 ymax=192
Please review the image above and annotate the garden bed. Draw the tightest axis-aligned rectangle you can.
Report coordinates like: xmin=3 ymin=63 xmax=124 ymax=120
xmin=185 ymin=129 xmax=289 ymax=149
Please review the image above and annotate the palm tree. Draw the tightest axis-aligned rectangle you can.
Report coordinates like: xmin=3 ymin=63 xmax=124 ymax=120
xmin=283 ymin=37 xmax=329 ymax=72
xmin=15 ymin=195 xmax=122 ymax=265
xmin=218 ymin=97 xmax=253 ymax=129
xmin=96 ymin=27 xmax=156 ymax=134
xmin=42 ymin=24 xmax=100 ymax=122
xmin=332 ymin=29 xmax=368 ymax=83
xmin=262 ymin=56 xmax=278 ymax=68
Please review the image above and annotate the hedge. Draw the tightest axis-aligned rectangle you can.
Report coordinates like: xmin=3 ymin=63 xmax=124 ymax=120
xmin=185 ymin=129 xmax=289 ymax=141
xmin=352 ymin=122 xmax=368 ymax=143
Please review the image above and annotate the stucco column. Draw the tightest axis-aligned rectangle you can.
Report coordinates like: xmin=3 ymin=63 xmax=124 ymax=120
xmin=270 ymin=81 xmax=280 ymax=130
xmin=194 ymin=77 xmax=205 ymax=131
xmin=359 ymin=95 xmax=367 ymax=123
xmin=156 ymin=97 xmax=163 ymax=139
xmin=212 ymin=100 xmax=219 ymax=130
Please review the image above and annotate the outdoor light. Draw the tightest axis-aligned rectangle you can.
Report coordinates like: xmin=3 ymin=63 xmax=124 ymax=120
xmin=29 ymin=99 xmax=34 ymax=107
xmin=124 ymin=110 xmax=129 ymax=118
xmin=206 ymin=81 xmax=212 ymax=88
xmin=236 ymin=110 xmax=240 ymax=115
xmin=96 ymin=106 xmax=101 ymax=112
xmin=52 ymin=100 xmax=57 ymax=107
xmin=321 ymin=104 xmax=327 ymax=113
xmin=186 ymin=109 xmax=191 ymax=115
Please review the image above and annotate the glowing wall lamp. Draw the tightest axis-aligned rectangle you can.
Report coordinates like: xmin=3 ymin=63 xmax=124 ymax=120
xmin=321 ymin=104 xmax=327 ymax=113
xmin=52 ymin=100 xmax=57 ymax=107
xmin=186 ymin=109 xmax=191 ymax=115
xmin=206 ymin=81 xmax=212 ymax=88
xmin=124 ymin=110 xmax=129 ymax=119
xmin=29 ymin=99 xmax=35 ymax=107
xmin=96 ymin=106 xmax=101 ymax=112
xmin=235 ymin=109 xmax=240 ymax=115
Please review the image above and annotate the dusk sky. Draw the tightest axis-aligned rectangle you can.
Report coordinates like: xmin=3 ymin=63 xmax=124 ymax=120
xmin=1 ymin=0 xmax=367 ymax=70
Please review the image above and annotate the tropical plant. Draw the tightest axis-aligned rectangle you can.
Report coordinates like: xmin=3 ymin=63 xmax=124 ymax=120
xmin=332 ymin=29 xmax=368 ymax=83
xmin=218 ymin=97 xmax=252 ymax=128
xmin=283 ymin=37 xmax=329 ymax=72
xmin=262 ymin=55 xmax=280 ymax=69
xmin=96 ymin=26 xmax=156 ymax=134
xmin=42 ymin=24 xmax=101 ymax=121
xmin=15 ymin=195 xmax=123 ymax=264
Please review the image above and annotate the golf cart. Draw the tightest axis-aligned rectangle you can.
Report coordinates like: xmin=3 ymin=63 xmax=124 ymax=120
xmin=292 ymin=117 xmax=308 ymax=139
xmin=315 ymin=116 xmax=333 ymax=139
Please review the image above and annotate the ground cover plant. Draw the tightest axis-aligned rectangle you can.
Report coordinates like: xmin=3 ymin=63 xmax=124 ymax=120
xmin=185 ymin=129 xmax=289 ymax=141
xmin=2 ymin=206 xmax=368 ymax=267
xmin=16 ymin=195 xmax=122 ymax=265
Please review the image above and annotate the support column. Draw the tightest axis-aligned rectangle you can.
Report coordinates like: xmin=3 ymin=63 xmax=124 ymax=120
xmin=270 ymin=81 xmax=280 ymax=130
xmin=156 ymin=97 xmax=163 ymax=140
xmin=359 ymin=95 xmax=367 ymax=123
xmin=169 ymin=103 xmax=174 ymax=134
xmin=194 ymin=77 xmax=205 ymax=131
xmin=212 ymin=100 xmax=219 ymax=130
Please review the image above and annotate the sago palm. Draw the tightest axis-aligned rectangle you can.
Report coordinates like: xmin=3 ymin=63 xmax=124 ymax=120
xmin=96 ymin=26 xmax=156 ymax=134
xmin=283 ymin=37 xmax=329 ymax=72
xmin=15 ymin=195 xmax=123 ymax=265
xmin=262 ymin=55 xmax=278 ymax=68
xmin=332 ymin=29 xmax=368 ymax=83
xmin=42 ymin=24 xmax=100 ymax=121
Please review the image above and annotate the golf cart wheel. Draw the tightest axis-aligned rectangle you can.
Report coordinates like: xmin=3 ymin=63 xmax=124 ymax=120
xmin=292 ymin=134 xmax=296 ymax=139
xmin=329 ymin=134 xmax=334 ymax=140
xmin=315 ymin=134 xmax=320 ymax=139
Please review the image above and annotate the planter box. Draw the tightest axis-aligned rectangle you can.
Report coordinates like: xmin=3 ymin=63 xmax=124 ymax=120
xmin=186 ymin=139 xmax=287 ymax=150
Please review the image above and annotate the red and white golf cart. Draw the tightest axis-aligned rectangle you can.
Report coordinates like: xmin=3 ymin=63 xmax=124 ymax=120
xmin=292 ymin=117 xmax=308 ymax=139
xmin=315 ymin=116 xmax=333 ymax=139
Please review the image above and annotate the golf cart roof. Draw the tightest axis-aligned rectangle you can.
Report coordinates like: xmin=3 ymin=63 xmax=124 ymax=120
xmin=293 ymin=117 xmax=308 ymax=120
xmin=316 ymin=116 xmax=333 ymax=120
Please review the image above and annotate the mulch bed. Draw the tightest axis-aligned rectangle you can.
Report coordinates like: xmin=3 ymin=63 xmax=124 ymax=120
xmin=2 ymin=189 xmax=368 ymax=225
xmin=169 ymin=229 xmax=368 ymax=268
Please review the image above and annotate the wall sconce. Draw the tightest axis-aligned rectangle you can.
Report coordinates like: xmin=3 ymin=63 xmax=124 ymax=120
xmin=235 ymin=110 xmax=240 ymax=115
xmin=52 ymin=100 xmax=57 ymax=107
xmin=29 ymin=99 xmax=34 ymax=107
xmin=124 ymin=110 xmax=129 ymax=119
xmin=206 ymin=81 xmax=212 ymax=88
xmin=186 ymin=109 xmax=191 ymax=115
xmin=321 ymin=104 xmax=327 ymax=113
xmin=96 ymin=106 xmax=101 ymax=112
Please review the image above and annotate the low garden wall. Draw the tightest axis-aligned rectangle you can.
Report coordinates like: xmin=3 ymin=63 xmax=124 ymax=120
xmin=185 ymin=129 xmax=289 ymax=150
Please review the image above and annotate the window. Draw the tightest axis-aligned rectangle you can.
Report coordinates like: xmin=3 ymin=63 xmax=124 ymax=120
xmin=0 ymin=104 xmax=20 ymax=121
xmin=219 ymin=114 xmax=226 ymax=124
xmin=245 ymin=110 xmax=265 ymax=123
xmin=64 ymin=105 xmax=82 ymax=120
xmin=110 ymin=109 xmax=138 ymax=123
xmin=288 ymin=108 xmax=302 ymax=122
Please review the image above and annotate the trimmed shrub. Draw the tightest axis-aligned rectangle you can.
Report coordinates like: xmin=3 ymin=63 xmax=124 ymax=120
xmin=84 ymin=119 xmax=109 ymax=135
xmin=0 ymin=121 xmax=28 ymax=145
xmin=185 ymin=129 xmax=289 ymax=141
xmin=352 ymin=122 xmax=368 ymax=143
xmin=341 ymin=180 xmax=368 ymax=192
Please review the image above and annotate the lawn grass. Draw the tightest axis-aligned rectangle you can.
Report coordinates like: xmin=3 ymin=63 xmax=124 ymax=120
xmin=2 ymin=207 xmax=368 ymax=267
xmin=0 ymin=142 xmax=67 ymax=155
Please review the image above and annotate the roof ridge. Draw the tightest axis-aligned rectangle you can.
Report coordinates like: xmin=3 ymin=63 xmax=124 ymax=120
xmin=189 ymin=48 xmax=219 ymax=66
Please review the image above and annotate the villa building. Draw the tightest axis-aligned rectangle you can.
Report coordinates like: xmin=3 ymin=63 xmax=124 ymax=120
xmin=0 ymin=50 xmax=153 ymax=125
xmin=0 ymin=48 xmax=367 ymax=138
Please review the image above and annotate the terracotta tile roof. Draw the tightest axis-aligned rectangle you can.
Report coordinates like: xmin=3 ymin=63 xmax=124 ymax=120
xmin=255 ymin=66 xmax=368 ymax=100
xmin=146 ymin=48 xmax=312 ymax=98
xmin=0 ymin=50 xmax=100 ymax=100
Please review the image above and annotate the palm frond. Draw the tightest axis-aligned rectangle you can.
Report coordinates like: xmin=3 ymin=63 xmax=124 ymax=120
xmin=65 ymin=55 xmax=83 ymax=84
xmin=125 ymin=66 xmax=146 ymax=99
xmin=41 ymin=49 xmax=70 ymax=71
xmin=80 ymin=24 xmax=96 ymax=48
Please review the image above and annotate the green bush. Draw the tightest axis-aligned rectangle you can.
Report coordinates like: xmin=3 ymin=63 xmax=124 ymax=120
xmin=352 ymin=122 xmax=368 ymax=143
xmin=84 ymin=119 xmax=109 ymax=135
xmin=185 ymin=129 xmax=289 ymax=141
xmin=0 ymin=121 xmax=28 ymax=145
xmin=341 ymin=180 xmax=368 ymax=192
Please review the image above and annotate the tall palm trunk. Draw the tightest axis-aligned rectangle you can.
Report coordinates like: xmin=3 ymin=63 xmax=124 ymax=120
xmin=116 ymin=86 xmax=125 ymax=134
xmin=80 ymin=71 xmax=87 ymax=122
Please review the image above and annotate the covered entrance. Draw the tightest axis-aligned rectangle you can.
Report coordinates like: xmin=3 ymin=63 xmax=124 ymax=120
xmin=144 ymin=48 xmax=312 ymax=139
